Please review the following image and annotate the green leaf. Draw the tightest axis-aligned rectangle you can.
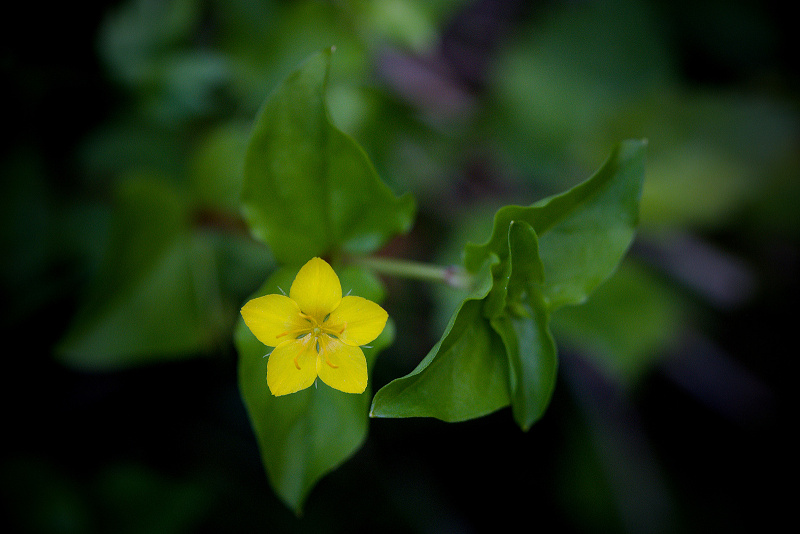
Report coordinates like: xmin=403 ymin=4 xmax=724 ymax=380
xmin=465 ymin=139 xmax=646 ymax=310
xmin=481 ymin=219 xmax=545 ymax=320
xmin=490 ymin=221 xmax=557 ymax=431
xmin=241 ymin=48 xmax=415 ymax=265
xmin=370 ymin=259 xmax=508 ymax=422
xmin=57 ymin=176 xmax=218 ymax=369
xmin=372 ymin=141 xmax=644 ymax=428
xmin=369 ymin=298 xmax=510 ymax=422
xmin=236 ymin=265 xmax=392 ymax=514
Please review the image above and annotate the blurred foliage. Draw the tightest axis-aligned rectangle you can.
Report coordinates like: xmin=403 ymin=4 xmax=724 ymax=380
xmin=2 ymin=0 xmax=797 ymax=532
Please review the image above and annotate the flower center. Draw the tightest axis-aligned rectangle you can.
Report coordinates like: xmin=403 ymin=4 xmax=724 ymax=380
xmin=292 ymin=311 xmax=347 ymax=370
xmin=275 ymin=310 xmax=349 ymax=371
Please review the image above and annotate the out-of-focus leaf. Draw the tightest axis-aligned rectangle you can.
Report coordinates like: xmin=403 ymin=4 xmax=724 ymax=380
xmin=241 ymin=48 xmax=415 ymax=265
xmin=98 ymin=0 xmax=201 ymax=87
xmin=356 ymin=0 xmax=438 ymax=52
xmin=146 ymin=50 xmax=232 ymax=123
xmin=551 ymin=260 xmax=686 ymax=386
xmin=188 ymin=121 xmax=250 ymax=214
xmin=220 ymin=0 xmax=368 ymax=115
xmin=95 ymin=462 xmax=210 ymax=533
xmin=57 ymin=176 xmax=219 ymax=369
xmin=236 ymin=264 xmax=392 ymax=514
xmin=488 ymin=0 xmax=669 ymax=180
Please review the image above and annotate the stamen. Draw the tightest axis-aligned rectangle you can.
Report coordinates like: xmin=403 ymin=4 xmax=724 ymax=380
xmin=317 ymin=335 xmax=339 ymax=368
xmin=293 ymin=355 xmax=301 ymax=370
xmin=276 ymin=328 xmax=308 ymax=340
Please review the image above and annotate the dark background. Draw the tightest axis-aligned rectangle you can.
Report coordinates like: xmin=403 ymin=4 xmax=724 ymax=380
xmin=2 ymin=1 xmax=797 ymax=532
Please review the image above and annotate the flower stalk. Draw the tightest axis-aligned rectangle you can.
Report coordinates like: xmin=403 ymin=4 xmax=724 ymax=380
xmin=346 ymin=255 xmax=472 ymax=289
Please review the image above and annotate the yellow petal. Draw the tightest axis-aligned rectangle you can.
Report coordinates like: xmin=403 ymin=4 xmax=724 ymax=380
xmin=289 ymin=257 xmax=342 ymax=321
xmin=266 ymin=337 xmax=318 ymax=396
xmin=241 ymin=294 xmax=307 ymax=347
xmin=316 ymin=336 xmax=367 ymax=394
xmin=327 ymin=296 xmax=388 ymax=346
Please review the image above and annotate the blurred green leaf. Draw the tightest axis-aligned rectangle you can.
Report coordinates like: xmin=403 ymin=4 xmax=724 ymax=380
xmin=145 ymin=50 xmax=232 ymax=123
xmin=99 ymin=0 xmax=201 ymax=87
xmin=57 ymin=176 xmax=219 ymax=369
xmin=551 ymin=260 xmax=686 ymax=387
xmin=188 ymin=121 xmax=250 ymax=215
xmin=241 ymin=48 xmax=415 ymax=265
xmin=235 ymin=264 xmax=393 ymax=514
xmin=356 ymin=0 xmax=438 ymax=52
xmin=488 ymin=0 xmax=669 ymax=180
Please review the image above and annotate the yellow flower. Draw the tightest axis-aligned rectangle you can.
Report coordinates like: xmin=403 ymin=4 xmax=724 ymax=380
xmin=241 ymin=257 xmax=388 ymax=396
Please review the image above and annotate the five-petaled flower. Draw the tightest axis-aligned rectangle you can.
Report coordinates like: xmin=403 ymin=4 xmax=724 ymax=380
xmin=241 ymin=257 xmax=388 ymax=396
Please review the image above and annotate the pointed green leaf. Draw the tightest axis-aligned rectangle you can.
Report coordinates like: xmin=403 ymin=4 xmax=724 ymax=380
xmin=465 ymin=139 xmax=646 ymax=310
xmin=236 ymin=265 xmax=392 ymax=514
xmin=370 ymin=260 xmax=508 ymax=422
xmin=241 ymin=48 xmax=415 ymax=265
xmin=369 ymin=297 xmax=510 ymax=422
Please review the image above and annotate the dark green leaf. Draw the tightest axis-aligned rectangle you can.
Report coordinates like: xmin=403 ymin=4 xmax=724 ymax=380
xmin=370 ymin=258 xmax=510 ymax=423
xmin=370 ymin=298 xmax=509 ymax=422
xmin=241 ymin=48 xmax=415 ymax=265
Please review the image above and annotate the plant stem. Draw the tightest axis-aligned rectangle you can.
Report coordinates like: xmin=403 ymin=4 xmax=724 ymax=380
xmin=347 ymin=255 xmax=472 ymax=289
